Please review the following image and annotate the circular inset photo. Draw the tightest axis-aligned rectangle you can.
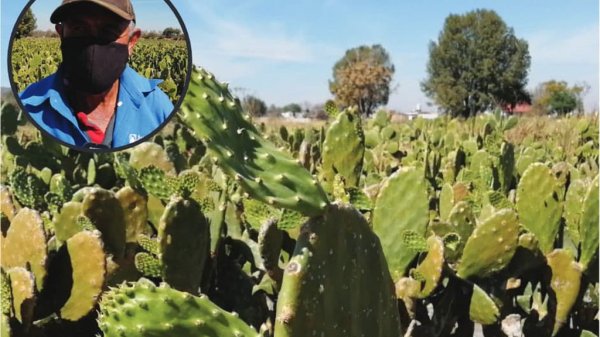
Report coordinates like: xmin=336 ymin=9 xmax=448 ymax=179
xmin=8 ymin=0 xmax=191 ymax=151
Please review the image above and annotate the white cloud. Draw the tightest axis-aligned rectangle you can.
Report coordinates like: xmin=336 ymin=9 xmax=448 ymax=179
xmin=186 ymin=2 xmax=313 ymax=63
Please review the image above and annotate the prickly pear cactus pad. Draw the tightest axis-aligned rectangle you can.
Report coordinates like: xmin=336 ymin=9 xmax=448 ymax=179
xmin=469 ymin=283 xmax=500 ymax=325
xmin=82 ymin=188 xmax=126 ymax=257
xmin=180 ymin=67 xmax=329 ymax=217
xmin=413 ymin=236 xmax=445 ymax=298
xmin=60 ymin=230 xmax=106 ymax=321
xmin=457 ymin=209 xmax=519 ymax=279
xmin=516 ymin=163 xmax=562 ymax=254
xmin=7 ymin=267 xmax=35 ymax=325
xmin=1 ymin=269 xmax=11 ymax=315
xmin=546 ymin=249 xmax=583 ymax=336
xmin=563 ymin=179 xmax=588 ymax=245
xmin=158 ymin=197 xmax=210 ymax=293
xmin=128 ymin=142 xmax=176 ymax=174
xmin=579 ymin=175 xmax=599 ymax=270
xmin=98 ymin=279 xmax=260 ymax=337
xmin=0 ymin=185 xmax=17 ymax=221
xmin=321 ymin=108 xmax=365 ymax=189
xmin=2 ymin=208 xmax=47 ymax=291
xmin=115 ymin=186 xmax=149 ymax=243
xmin=373 ymin=167 xmax=429 ymax=281
xmin=52 ymin=201 xmax=83 ymax=242
xmin=274 ymin=203 xmax=402 ymax=337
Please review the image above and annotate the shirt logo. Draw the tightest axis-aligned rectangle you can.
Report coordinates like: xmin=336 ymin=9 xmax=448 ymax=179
xmin=129 ymin=134 xmax=142 ymax=143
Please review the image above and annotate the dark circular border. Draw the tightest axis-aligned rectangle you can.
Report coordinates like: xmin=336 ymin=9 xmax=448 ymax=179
xmin=7 ymin=0 xmax=193 ymax=154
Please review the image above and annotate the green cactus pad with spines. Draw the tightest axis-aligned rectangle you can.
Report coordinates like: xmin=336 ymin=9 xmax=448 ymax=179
xmin=258 ymin=219 xmax=284 ymax=283
xmin=128 ymin=142 xmax=176 ymax=174
xmin=158 ymin=197 xmax=210 ymax=293
xmin=1 ymin=269 xmax=11 ymax=315
xmin=9 ymin=168 xmax=47 ymax=210
xmin=321 ymin=108 xmax=364 ymax=189
xmin=76 ymin=215 xmax=96 ymax=231
xmin=277 ymin=208 xmax=307 ymax=231
xmin=346 ymin=187 xmax=372 ymax=211
xmin=373 ymin=167 xmax=429 ymax=281
xmin=99 ymin=279 xmax=260 ymax=337
xmin=469 ymin=283 xmax=500 ymax=325
xmin=546 ymin=249 xmax=583 ymax=336
xmin=2 ymin=208 xmax=47 ymax=292
xmin=82 ymin=188 xmax=126 ymax=257
xmin=401 ymin=230 xmax=429 ymax=253
xmin=579 ymin=175 xmax=599 ymax=270
xmin=137 ymin=234 xmax=159 ymax=255
xmin=115 ymin=186 xmax=149 ymax=243
xmin=138 ymin=166 xmax=175 ymax=200
xmin=516 ymin=163 xmax=562 ymax=254
xmin=146 ymin=194 xmax=165 ymax=228
xmin=0 ymin=313 xmax=9 ymax=337
xmin=134 ymin=252 xmax=162 ymax=278
xmin=180 ymin=67 xmax=329 ymax=217
xmin=457 ymin=209 xmax=519 ymax=279
xmin=439 ymin=182 xmax=453 ymax=221
xmin=7 ymin=267 xmax=35 ymax=325
xmin=274 ymin=203 xmax=402 ymax=337
xmin=49 ymin=173 xmax=73 ymax=202
xmin=242 ymin=198 xmax=280 ymax=230
xmin=487 ymin=190 xmax=513 ymax=210
xmin=0 ymin=185 xmax=17 ymax=221
xmin=60 ymin=230 xmax=106 ymax=321
xmin=414 ymin=236 xmax=444 ymax=298
xmin=53 ymin=201 xmax=83 ymax=242
xmin=498 ymin=142 xmax=515 ymax=193
xmin=563 ymin=179 xmax=589 ymax=245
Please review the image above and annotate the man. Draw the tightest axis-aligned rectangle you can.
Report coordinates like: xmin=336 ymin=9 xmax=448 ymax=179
xmin=19 ymin=0 xmax=174 ymax=149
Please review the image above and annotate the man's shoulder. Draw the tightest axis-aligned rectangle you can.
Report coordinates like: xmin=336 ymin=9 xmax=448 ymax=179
xmin=121 ymin=65 xmax=173 ymax=116
xmin=19 ymin=72 xmax=59 ymax=100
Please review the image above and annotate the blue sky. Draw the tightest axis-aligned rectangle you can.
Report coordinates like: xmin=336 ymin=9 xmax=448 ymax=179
xmin=2 ymin=0 xmax=599 ymax=112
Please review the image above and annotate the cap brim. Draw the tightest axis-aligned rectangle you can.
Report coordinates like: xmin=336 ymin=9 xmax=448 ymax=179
xmin=50 ymin=0 xmax=134 ymax=24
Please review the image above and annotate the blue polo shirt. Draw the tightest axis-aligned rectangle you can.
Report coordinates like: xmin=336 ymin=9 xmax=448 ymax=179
xmin=19 ymin=65 xmax=174 ymax=148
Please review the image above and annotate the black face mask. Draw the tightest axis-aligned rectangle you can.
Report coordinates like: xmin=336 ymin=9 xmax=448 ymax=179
xmin=60 ymin=36 xmax=129 ymax=94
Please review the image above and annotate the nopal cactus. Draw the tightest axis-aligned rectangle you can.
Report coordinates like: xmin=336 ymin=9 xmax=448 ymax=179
xmin=2 ymin=208 xmax=47 ymax=292
xmin=275 ymin=203 xmax=402 ymax=337
xmin=158 ymin=196 xmax=210 ymax=294
xmin=516 ymin=163 xmax=562 ymax=254
xmin=321 ymin=107 xmax=365 ymax=190
xmin=180 ymin=67 xmax=329 ymax=217
xmin=98 ymin=279 xmax=261 ymax=337
xmin=373 ymin=167 xmax=429 ymax=281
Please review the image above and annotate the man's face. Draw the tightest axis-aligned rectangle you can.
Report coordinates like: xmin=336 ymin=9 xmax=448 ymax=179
xmin=56 ymin=3 xmax=139 ymax=54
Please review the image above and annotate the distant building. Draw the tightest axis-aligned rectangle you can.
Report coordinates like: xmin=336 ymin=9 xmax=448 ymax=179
xmin=399 ymin=104 xmax=440 ymax=120
xmin=281 ymin=110 xmax=310 ymax=122
xmin=502 ymin=102 xmax=532 ymax=115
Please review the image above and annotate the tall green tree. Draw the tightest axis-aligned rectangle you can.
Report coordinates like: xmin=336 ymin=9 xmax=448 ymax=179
xmin=533 ymin=80 xmax=587 ymax=115
xmin=421 ymin=9 xmax=530 ymax=118
xmin=242 ymin=95 xmax=267 ymax=117
xmin=15 ymin=8 xmax=37 ymax=39
xmin=329 ymin=44 xmax=394 ymax=116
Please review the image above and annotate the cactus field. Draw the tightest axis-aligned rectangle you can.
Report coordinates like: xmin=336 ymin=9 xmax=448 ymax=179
xmin=0 ymin=67 xmax=598 ymax=337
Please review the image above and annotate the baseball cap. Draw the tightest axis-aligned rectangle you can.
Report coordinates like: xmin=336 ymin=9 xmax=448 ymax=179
xmin=50 ymin=0 xmax=135 ymax=24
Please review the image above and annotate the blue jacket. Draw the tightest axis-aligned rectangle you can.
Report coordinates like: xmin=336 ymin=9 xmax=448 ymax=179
xmin=19 ymin=65 xmax=174 ymax=148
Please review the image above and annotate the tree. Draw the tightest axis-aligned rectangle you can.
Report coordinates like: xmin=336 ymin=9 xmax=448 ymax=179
xmin=15 ymin=8 xmax=37 ymax=39
xmin=162 ymin=27 xmax=182 ymax=39
xmin=242 ymin=95 xmax=267 ymax=117
xmin=421 ymin=9 xmax=531 ymax=118
xmin=282 ymin=103 xmax=302 ymax=113
xmin=532 ymin=80 xmax=587 ymax=115
xmin=329 ymin=44 xmax=394 ymax=116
